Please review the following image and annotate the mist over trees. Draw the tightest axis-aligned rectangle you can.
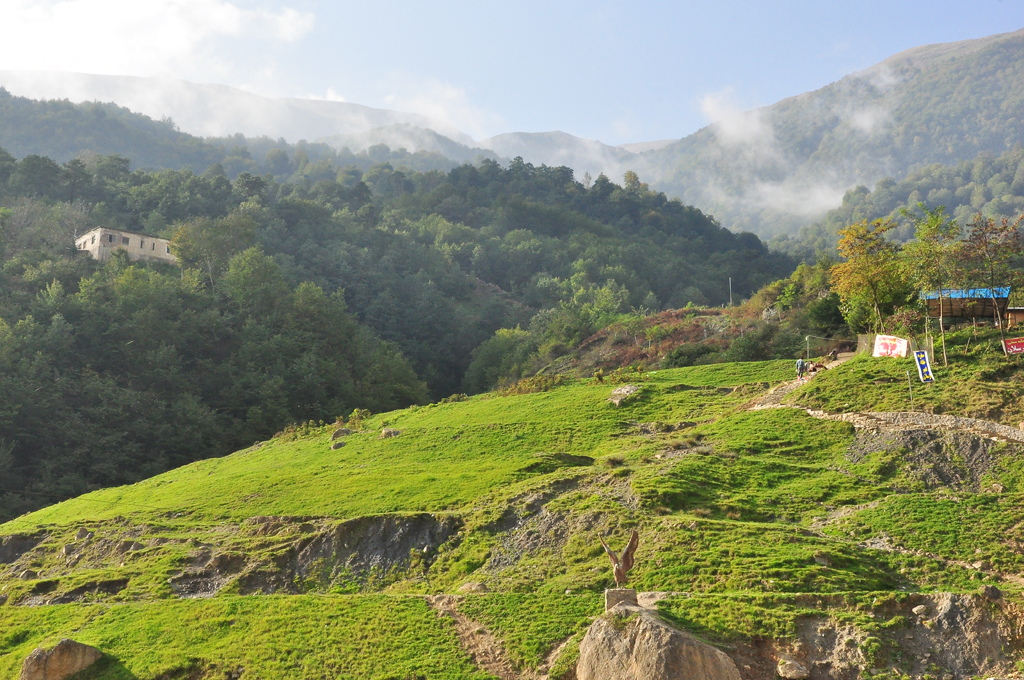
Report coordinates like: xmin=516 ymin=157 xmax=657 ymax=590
xmin=773 ymin=146 xmax=1024 ymax=260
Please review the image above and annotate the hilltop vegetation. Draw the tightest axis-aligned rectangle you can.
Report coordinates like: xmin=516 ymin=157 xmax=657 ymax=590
xmin=0 ymin=145 xmax=792 ymax=520
xmin=0 ymin=87 xmax=472 ymax=177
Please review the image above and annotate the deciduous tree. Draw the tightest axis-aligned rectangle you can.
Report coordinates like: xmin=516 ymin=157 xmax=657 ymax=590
xmin=959 ymin=214 xmax=1023 ymax=355
xmin=831 ymin=219 xmax=909 ymax=333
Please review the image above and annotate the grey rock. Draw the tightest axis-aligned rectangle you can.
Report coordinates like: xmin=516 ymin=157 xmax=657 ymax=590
xmin=19 ymin=638 xmax=102 ymax=680
xmin=457 ymin=582 xmax=489 ymax=594
xmin=379 ymin=428 xmax=401 ymax=439
xmin=331 ymin=428 xmax=353 ymax=440
xmin=777 ymin=657 xmax=810 ymax=679
xmin=331 ymin=441 xmax=346 ymax=450
xmin=577 ymin=603 xmax=741 ymax=680
xmin=912 ymin=604 xmax=928 ymax=616
xmin=608 ymin=385 xmax=641 ymax=407
xmin=981 ymin=584 xmax=1002 ymax=601
xmin=605 ymin=588 xmax=638 ymax=612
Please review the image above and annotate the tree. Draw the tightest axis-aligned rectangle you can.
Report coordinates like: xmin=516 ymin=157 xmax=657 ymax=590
xmin=61 ymin=159 xmax=93 ymax=203
xmin=831 ymin=219 xmax=909 ymax=333
xmin=958 ymin=214 xmax=1023 ymax=355
xmin=0 ymin=146 xmax=16 ymax=186
xmin=623 ymin=170 xmax=643 ymax=194
xmin=170 ymin=212 xmax=257 ymax=288
xmin=900 ymin=204 xmax=961 ymax=365
xmin=10 ymin=155 xmax=61 ymax=198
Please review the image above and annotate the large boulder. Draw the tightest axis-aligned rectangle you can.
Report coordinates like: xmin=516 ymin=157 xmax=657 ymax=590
xmin=20 ymin=639 xmax=102 ymax=680
xmin=577 ymin=603 xmax=741 ymax=680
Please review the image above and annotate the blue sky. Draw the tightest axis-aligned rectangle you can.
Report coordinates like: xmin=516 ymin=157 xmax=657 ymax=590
xmin=4 ymin=0 xmax=1024 ymax=143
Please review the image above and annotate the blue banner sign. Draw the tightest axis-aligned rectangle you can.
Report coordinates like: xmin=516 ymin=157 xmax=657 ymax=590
xmin=914 ymin=350 xmax=934 ymax=383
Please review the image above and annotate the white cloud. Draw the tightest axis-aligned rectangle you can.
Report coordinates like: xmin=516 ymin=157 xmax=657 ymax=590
xmin=846 ymin=105 xmax=890 ymax=134
xmin=305 ymin=87 xmax=347 ymax=102
xmin=699 ymin=89 xmax=772 ymax=148
xmin=0 ymin=0 xmax=314 ymax=78
xmin=382 ymin=77 xmax=503 ymax=141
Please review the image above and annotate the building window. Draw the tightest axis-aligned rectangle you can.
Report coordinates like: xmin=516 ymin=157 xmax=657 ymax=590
xmin=122 ymin=236 xmax=130 ymax=245
xmin=108 ymin=235 xmax=115 ymax=243
xmin=91 ymin=235 xmax=96 ymax=244
xmin=151 ymin=243 xmax=156 ymax=250
xmin=140 ymin=240 xmax=145 ymax=249
xmin=166 ymin=246 xmax=171 ymax=254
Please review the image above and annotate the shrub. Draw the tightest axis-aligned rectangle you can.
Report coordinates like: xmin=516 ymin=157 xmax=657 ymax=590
xmin=662 ymin=342 xmax=718 ymax=368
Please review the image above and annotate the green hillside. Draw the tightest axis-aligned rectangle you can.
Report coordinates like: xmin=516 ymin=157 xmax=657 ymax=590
xmin=641 ymin=29 xmax=1024 ymax=238
xmin=3 ymin=331 xmax=1024 ymax=678
xmin=773 ymin=145 xmax=1024 ymax=259
xmin=0 ymin=88 xmax=466 ymax=176
xmin=0 ymin=145 xmax=793 ymax=521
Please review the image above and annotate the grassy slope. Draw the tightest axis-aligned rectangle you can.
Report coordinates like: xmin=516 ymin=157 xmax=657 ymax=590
xmin=5 ymin=361 xmax=789 ymax=529
xmin=3 ymin=349 xmax=1024 ymax=678
xmin=787 ymin=328 xmax=1024 ymax=426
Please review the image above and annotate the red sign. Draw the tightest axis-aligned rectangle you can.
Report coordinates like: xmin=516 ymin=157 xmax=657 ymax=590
xmin=1005 ymin=337 xmax=1024 ymax=355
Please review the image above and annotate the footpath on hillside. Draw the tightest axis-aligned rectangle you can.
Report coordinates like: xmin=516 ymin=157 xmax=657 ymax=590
xmin=747 ymin=353 xmax=1024 ymax=444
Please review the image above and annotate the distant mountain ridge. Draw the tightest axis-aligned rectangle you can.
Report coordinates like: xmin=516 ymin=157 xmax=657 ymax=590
xmin=633 ymin=27 xmax=1024 ymax=236
xmin=4 ymin=28 xmax=1024 ymax=239
xmin=0 ymin=71 xmax=473 ymax=144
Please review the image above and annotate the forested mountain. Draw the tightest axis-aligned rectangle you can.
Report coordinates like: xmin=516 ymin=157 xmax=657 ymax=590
xmin=0 ymin=88 xmax=467 ymax=176
xmin=0 ymin=70 xmax=470 ymax=143
xmin=0 ymin=146 xmax=792 ymax=520
xmin=632 ymin=28 xmax=1024 ymax=238
xmin=7 ymin=29 xmax=1024 ymax=244
xmin=772 ymin=146 xmax=1024 ymax=258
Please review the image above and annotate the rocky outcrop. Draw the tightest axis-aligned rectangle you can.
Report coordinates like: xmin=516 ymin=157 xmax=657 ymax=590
xmin=577 ymin=603 xmax=741 ymax=680
xmin=608 ymin=385 xmax=641 ymax=407
xmin=744 ymin=592 xmax=1015 ymax=680
xmin=1 ymin=534 xmax=41 ymax=564
xmin=19 ymin=639 xmax=102 ymax=680
xmin=235 ymin=513 xmax=461 ymax=594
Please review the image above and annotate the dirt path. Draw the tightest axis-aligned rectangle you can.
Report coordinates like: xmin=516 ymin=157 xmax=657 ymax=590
xmin=746 ymin=353 xmax=1024 ymax=444
xmin=427 ymin=594 xmax=522 ymax=680
xmin=426 ymin=595 xmax=572 ymax=680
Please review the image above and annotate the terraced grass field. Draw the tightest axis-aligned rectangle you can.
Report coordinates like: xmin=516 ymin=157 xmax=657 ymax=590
xmin=3 ymin=343 xmax=1024 ymax=679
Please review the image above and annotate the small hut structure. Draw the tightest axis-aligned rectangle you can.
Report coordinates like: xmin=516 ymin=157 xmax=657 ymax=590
xmin=920 ymin=287 xmax=1011 ymax=322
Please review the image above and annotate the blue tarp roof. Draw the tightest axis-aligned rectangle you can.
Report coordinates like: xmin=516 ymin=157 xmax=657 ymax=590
xmin=920 ymin=287 xmax=1011 ymax=300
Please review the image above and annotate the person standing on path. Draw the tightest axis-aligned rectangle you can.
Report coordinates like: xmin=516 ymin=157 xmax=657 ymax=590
xmin=796 ymin=357 xmax=806 ymax=382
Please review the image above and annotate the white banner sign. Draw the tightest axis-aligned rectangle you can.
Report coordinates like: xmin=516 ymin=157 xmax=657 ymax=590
xmin=873 ymin=335 xmax=908 ymax=358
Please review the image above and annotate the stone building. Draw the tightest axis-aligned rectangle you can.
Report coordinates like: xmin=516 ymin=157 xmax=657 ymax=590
xmin=75 ymin=227 xmax=176 ymax=264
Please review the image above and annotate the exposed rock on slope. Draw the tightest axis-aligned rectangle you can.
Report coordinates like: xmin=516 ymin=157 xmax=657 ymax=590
xmin=577 ymin=602 xmax=741 ymax=680
xmin=19 ymin=639 xmax=101 ymax=680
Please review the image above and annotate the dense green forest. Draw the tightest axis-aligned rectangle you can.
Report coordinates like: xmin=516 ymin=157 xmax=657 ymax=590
xmin=0 ymin=146 xmax=792 ymax=520
xmin=771 ymin=146 xmax=1024 ymax=259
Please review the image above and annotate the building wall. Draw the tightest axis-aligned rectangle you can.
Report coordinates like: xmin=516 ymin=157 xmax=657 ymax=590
xmin=76 ymin=228 xmax=176 ymax=264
